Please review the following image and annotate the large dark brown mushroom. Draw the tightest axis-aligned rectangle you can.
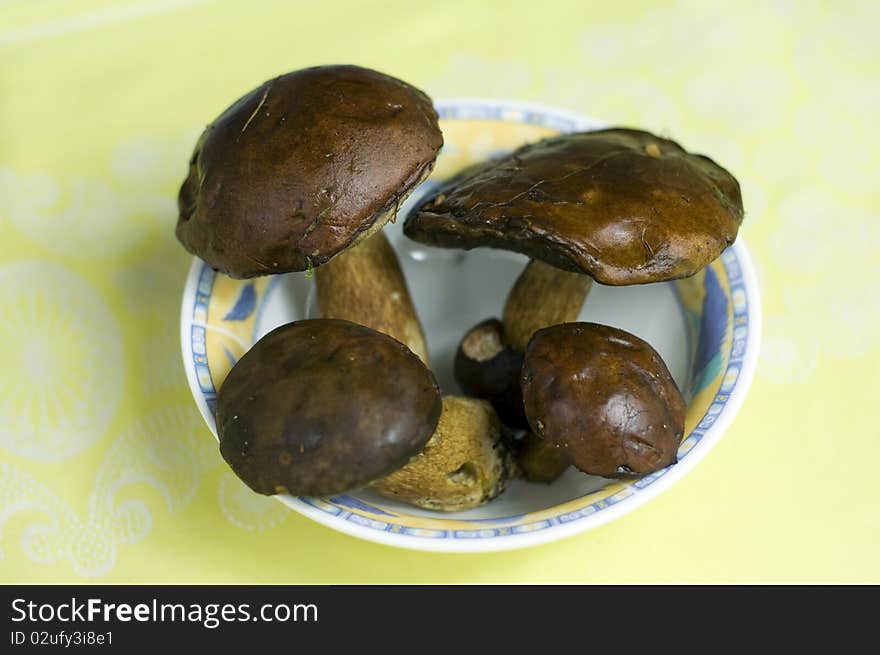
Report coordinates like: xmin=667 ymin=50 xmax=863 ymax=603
xmin=216 ymin=319 xmax=442 ymax=497
xmin=520 ymin=322 xmax=686 ymax=478
xmin=405 ymin=128 xmax=743 ymax=287
xmin=406 ymin=128 xmax=742 ymax=348
xmin=177 ymin=65 xmax=443 ymax=362
xmin=408 ymin=128 xmax=742 ymax=475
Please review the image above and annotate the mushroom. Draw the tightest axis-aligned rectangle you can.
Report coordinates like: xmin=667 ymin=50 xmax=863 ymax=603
xmin=371 ymin=396 xmax=517 ymax=512
xmin=218 ymin=318 xmax=516 ymax=509
xmin=314 ymin=229 xmax=431 ymax=363
xmin=516 ymin=431 xmax=571 ymax=483
xmin=453 ymin=318 xmax=526 ymax=428
xmin=520 ymin=322 xmax=686 ymax=478
xmin=176 ymin=65 xmax=443 ymax=363
xmin=406 ymin=128 xmax=743 ymax=474
xmin=216 ymin=319 xmax=442 ymax=496
xmin=453 ymin=319 xmax=569 ymax=481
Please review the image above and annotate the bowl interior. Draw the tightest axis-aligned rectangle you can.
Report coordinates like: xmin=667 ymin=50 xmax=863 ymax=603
xmin=182 ymin=100 xmax=755 ymax=546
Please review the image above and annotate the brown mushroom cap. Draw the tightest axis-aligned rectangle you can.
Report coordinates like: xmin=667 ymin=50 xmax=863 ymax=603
xmin=216 ymin=319 xmax=442 ymax=496
xmin=521 ymin=322 xmax=686 ymax=478
xmin=177 ymin=65 xmax=443 ymax=278
xmin=404 ymin=128 xmax=743 ymax=285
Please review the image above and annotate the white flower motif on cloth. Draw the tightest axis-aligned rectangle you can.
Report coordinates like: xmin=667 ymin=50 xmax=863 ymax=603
xmin=760 ymin=190 xmax=880 ymax=374
xmin=2 ymin=169 xmax=172 ymax=261
xmin=794 ymin=1 xmax=879 ymax=84
xmin=758 ymin=317 xmax=817 ymax=385
xmin=0 ymin=168 xmax=60 ymax=229
xmin=780 ymin=274 xmax=879 ymax=360
xmin=770 ymin=190 xmax=879 ymax=275
xmin=682 ymin=67 xmax=796 ymax=136
xmin=140 ymin=317 xmax=190 ymax=396
xmin=0 ymin=261 xmax=123 ymax=461
xmin=790 ymin=6 xmax=879 ymax=197
xmin=577 ymin=3 xmax=745 ymax=80
xmin=113 ymin=237 xmax=194 ymax=397
xmin=218 ymin=471 xmax=288 ymax=533
xmin=110 ymin=132 xmax=200 ymax=193
xmin=0 ymin=464 xmax=80 ymax=565
xmin=0 ymin=130 xmax=199 ymax=262
xmin=113 ymin=232 xmax=193 ymax=317
xmin=0 ymin=406 xmax=217 ymax=577
xmin=791 ymin=84 xmax=880 ymax=197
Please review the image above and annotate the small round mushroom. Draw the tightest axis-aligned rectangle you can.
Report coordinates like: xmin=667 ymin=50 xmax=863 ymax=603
xmin=453 ymin=319 xmax=572 ymax=481
xmin=453 ymin=318 xmax=527 ymax=428
xmin=406 ymin=127 xmax=742 ymax=472
xmin=177 ymin=65 xmax=443 ymax=363
xmin=521 ymin=322 xmax=686 ymax=478
xmin=215 ymin=319 xmax=442 ymax=497
xmin=371 ymin=396 xmax=517 ymax=512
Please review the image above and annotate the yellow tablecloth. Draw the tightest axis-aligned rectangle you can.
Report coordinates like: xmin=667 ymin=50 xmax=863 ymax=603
xmin=2 ymin=0 xmax=878 ymax=583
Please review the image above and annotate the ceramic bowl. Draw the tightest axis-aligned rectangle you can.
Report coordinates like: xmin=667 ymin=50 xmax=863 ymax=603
xmin=180 ymin=99 xmax=761 ymax=552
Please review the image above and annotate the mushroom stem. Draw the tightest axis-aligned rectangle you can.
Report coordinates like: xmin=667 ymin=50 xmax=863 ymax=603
xmin=454 ymin=318 xmax=527 ymax=428
xmin=502 ymin=259 xmax=593 ymax=352
xmin=517 ymin=432 xmax=570 ymax=483
xmin=499 ymin=259 xmax=591 ymax=483
xmin=371 ymin=396 xmax=517 ymax=512
xmin=315 ymin=230 xmax=429 ymax=364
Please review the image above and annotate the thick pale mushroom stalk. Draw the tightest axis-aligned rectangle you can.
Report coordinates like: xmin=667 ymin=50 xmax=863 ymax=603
xmin=516 ymin=432 xmax=571 ymax=483
xmin=454 ymin=260 xmax=591 ymax=427
xmin=315 ymin=231 xmax=429 ymax=365
xmin=372 ymin=396 xmax=517 ymax=512
xmin=492 ymin=260 xmax=591 ymax=482
xmin=317 ymin=236 xmax=516 ymax=512
xmin=502 ymin=259 xmax=593 ymax=352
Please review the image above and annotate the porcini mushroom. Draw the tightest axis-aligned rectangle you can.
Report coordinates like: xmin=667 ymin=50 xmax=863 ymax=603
xmin=453 ymin=319 xmax=570 ymax=481
xmin=176 ymin=65 xmax=443 ymax=362
xmin=371 ymin=396 xmax=517 ymax=511
xmin=407 ymin=128 xmax=742 ymax=475
xmin=405 ymin=127 xmax=743 ymax=299
xmin=453 ymin=318 xmax=526 ymax=428
xmin=216 ymin=319 xmax=442 ymax=497
xmin=520 ymin=322 xmax=686 ymax=478
xmin=218 ymin=318 xmax=516 ymax=509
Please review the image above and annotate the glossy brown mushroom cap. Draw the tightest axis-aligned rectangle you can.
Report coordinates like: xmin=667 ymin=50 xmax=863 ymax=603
xmin=404 ymin=128 xmax=743 ymax=285
xmin=216 ymin=319 xmax=442 ymax=496
xmin=177 ymin=65 xmax=443 ymax=278
xmin=521 ymin=322 xmax=686 ymax=478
